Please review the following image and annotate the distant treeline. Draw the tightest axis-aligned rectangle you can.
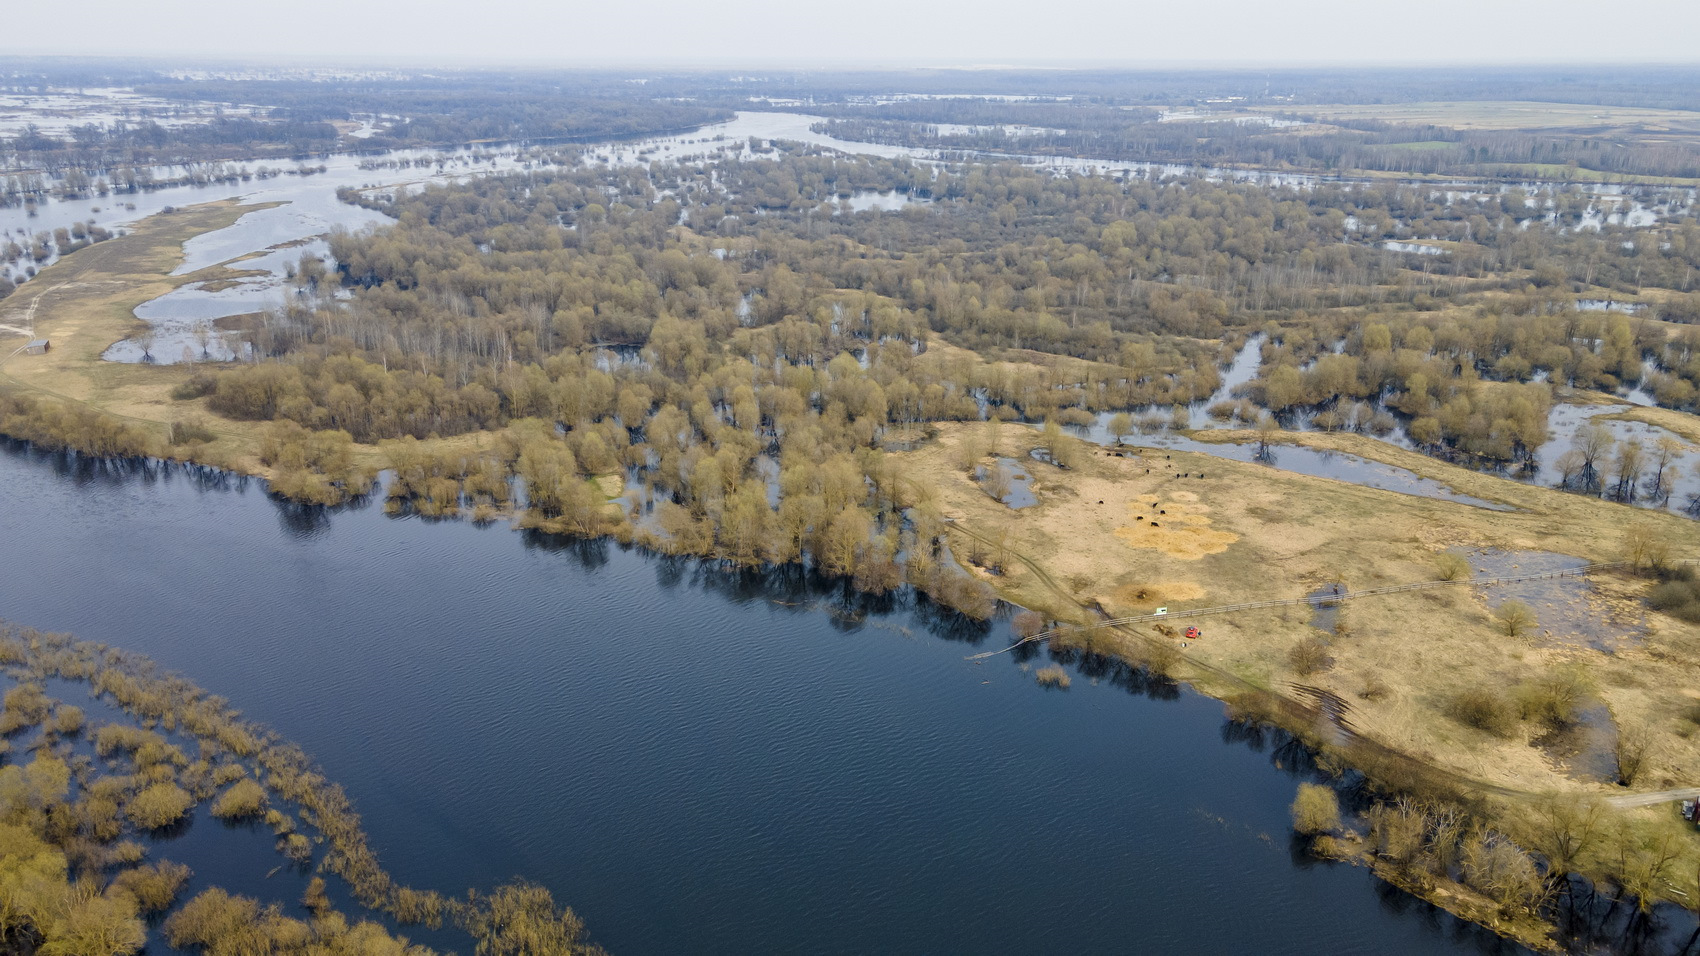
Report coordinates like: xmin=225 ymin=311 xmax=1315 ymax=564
xmin=1 ymin=73 xmax=730 ymax=173
xmin=812 ymin=107 xmax=1700 ymax=180
xmin=130 ymin=77 xmax=732 ymax=147
xmin=677 ymin=64 xmax=1700 ymax=112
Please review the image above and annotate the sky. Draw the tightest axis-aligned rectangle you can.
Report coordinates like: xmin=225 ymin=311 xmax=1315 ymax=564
xmin=3 ymin=0 xmax=1699 ymax=67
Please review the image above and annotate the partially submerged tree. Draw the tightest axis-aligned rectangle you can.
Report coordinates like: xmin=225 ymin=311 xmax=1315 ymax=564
xmin=1291 ymin=783 xmax=1341 ymax=836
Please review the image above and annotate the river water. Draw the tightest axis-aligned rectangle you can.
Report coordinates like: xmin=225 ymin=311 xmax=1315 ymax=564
xmin=0 ymin=442 xmax=1540 ymax=956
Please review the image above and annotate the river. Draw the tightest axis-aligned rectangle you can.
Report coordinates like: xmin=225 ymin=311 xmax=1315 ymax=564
xmin=0 ymin=441 xmax=1544 ymax=956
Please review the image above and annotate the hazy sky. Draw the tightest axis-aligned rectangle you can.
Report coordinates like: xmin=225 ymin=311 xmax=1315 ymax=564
xmin=5 ymin=0 xmax=1699 ymax=67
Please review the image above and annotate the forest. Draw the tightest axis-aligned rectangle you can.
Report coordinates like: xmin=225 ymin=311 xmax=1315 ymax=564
xmin=5 ymin=147 xmax=1691 ymax=602
xmin=0 ymin=66 xmax=730 ymax=177
xmin=812 ymin=108 xmax=1700 ymax=181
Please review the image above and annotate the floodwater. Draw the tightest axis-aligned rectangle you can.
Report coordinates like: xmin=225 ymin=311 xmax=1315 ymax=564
xmin=976 ymin=456 xmax=1037 ymax=508
xmin=0 ymin=441 xmax=1540 ymax=956
xmin=1067 ymin=330 xmax=1700 ymax=516
xmin=1143 ymin=434 xmax=1513 ymax=511
xmin=3 ymin=107 xmax=1692 ymax=365
xmin=1539 ymin=403 xmax=1700 ymax=506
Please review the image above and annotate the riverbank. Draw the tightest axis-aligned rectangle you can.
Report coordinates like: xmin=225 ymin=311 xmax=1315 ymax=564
xmin=894 ymin=421 xmax=1699 ymax=927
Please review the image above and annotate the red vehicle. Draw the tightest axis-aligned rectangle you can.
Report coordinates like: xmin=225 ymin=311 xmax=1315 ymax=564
xmin=1184 ymin=626 xmax=1201 ymax=640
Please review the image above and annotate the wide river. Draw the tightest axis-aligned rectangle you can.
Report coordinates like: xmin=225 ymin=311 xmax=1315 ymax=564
xmin=0 ymin=442 xmax=1540 ymax=955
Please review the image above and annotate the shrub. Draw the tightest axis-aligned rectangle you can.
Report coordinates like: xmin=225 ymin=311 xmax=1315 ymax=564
xmin=1357 ymin=676 xmax=1390 ymax=701
xmin=1445 ymin=687 xmax=1519 ymax=738
xmin=1493 ymin=600 xmax=1538 ymax=638
xmin=1614 ymin=717 xmax=1656 ymax=786
xmin=127 ymin=782 xmax=194 ymax=829
xmin=0 ymin=683 xmax=51 ymax=734
xmin=457 ymin=882 xmax=588 ymax=956
xmin=1461 ymin=831 xmax=1546 ymax=917
xmin=1034 ymin=666 xmax=1071 ymax=689
xmin=1646 ymin=579 xmax=1700 ymax=622
xmin=113 ymin=861 xmax=192 ymax=913
xmin=1012 ymin=610 xmax=1045 ymax=640
xmin=48 ymin=705 xmax=83 ymax=736
xmin=169 ymin=373 xmax=219 ymax=400
xmin=1287 ymin=635 xmax=1332 ymax=675
xmin=211 ymin=778 xmax=268 ymax=820
xmin=168 ymin=420 xmax=218 ymax=446
xmin=1513 ymin=666 xmax=1593 ymax=728
xmin=392 ymin=887 xmax=448 ymax=929
xmin=280 ymin=833 xmax=312 ymax=864
xmin=1434 ymin=552 xmax=1471 ymax=581
xmin=1291 ymin=783 xmax=1342 ymax=835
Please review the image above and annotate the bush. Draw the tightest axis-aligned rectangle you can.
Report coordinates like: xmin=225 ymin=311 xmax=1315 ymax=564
xmin=1035 ymin=666 xmax=1071 ymax=689
xmin=1287 ymin=635 xmax=1332 ymax=676
xmin=113 ymin=861 xmax=192 ymax=913
xmin=1446 ymin=687 xmax=1519 ymax=738
xmin=1461 ymin=831 xmax=1545 ymax=917
xmin=1513 ymin=667 xmax=1593 ymax=728
xmin=1291 ymin=783 xmax=1341 ymax=835
xmin=170 ymin=373 xmax=219 ymax=400
xmin=1012 ymin=610 xmax=1045 ymax=640
xmin=1357 ymin=676 xmax=1390 ymax=701
xmin=168 ymin=420 xmax=218 ymax=446
xmin=47 ymin=705 xmax=83 ymax=736
xmin=127 ymin=782 xmax=194 ymax=829
xmin=1646 ymin=579 xmax=1700 ymax=622
xmin=1434 ymin=552 xmax=1471 ymax=581
xmin=1614 ymin=717 xmax=1656 ymax=786
xmin=211 ymin=778 xmax=268 ymax=820
xmin=0 ymin=682 xmax=51 ymax=734
xmin=1494 ymin=600 xmax=1538 ymax=638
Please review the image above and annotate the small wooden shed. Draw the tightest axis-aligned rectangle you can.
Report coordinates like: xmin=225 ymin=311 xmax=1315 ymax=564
xmin=24 ymin=339 xmax=49 ymax=355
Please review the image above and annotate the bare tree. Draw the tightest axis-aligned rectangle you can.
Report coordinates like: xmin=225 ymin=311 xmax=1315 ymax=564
xmin=1648 ymin=436 xmax=1683 ymax=501
xmin=1528 ymin=795 xmax=1603 ymax=890
xmin=1553 ymin=448 xmax=1585 ymax=489
xmin=1611 ymin=438 xmax=1646 ymax=501
xmin=1613 ymin=716 xmax=1656 ymax=787
xmin=1573 ymin=422 xmax=1615 ymax=493
xmin=984 ymin=462 xmax=1014 ymax=502
xmin=1255 ymin=412 xmax=1279 ymax=462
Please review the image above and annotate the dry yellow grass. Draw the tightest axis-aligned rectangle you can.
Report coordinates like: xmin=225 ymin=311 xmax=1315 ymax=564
xmin=898 ymin=422 xmax=1700 ymax=804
